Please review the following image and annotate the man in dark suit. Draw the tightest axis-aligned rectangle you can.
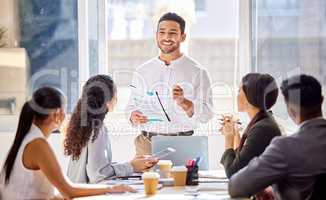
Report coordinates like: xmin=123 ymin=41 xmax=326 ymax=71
xmin=228 ymin=74 xmax=326 ymax=200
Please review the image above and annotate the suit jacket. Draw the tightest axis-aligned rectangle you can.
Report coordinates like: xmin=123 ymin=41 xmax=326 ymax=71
xmin=228 ymin=118 xmax=326 ymax=200
xmin=220 ymin=115 xmax=281 ymax=178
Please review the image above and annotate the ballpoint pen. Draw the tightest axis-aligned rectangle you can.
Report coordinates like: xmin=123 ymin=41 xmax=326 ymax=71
xmin=219 ymin=118 xmax=242 ymax=125
xmin=195 ymin=157 xmax=202 ymax=166
xmin=155 ymin=91 xmax=171 ymax=122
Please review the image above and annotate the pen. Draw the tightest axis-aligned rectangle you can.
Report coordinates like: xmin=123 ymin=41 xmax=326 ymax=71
xmin=191 ymin=160 xmax=195 ymax=167
xmin=195 ymin=157 xmax=202 ymax=166
xmin=116 ymin=175 xmax=142 ymax=180
xmin=186 ymin=159 xmax=195 ymax=169
xmin=129 ymin=85 xmax=137 ymax=88
xmin=148 ymin=118 xmax=164 ymax=122
xmin=155 ymin=91 xmax=171 ymax=122
xmin=219 ymin=118 xmax=242 ymax=125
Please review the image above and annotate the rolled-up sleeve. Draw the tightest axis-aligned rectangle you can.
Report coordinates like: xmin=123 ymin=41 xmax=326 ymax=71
xmin=189 ymin=69 xmax=214 ymax=124
xmin=228 ymin=137 xmax=288 ymax=198
xmin=86 ymin=127 xmax=134 ymax=183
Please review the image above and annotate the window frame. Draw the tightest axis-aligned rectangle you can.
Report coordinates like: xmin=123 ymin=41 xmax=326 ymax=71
xmin=78 ymin=0 xmax=108 ymax=92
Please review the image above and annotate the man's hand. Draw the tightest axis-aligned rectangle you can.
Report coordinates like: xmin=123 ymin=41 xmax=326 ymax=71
xmin=130 ymin=110 xmax=148 ymax=125
xmin=172 ymin=85 xmax=194 ymax=117
xmin=172 ymin=85 xmax=185 ymax=105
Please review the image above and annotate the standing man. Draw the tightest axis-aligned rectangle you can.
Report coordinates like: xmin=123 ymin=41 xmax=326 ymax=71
xmin=126 ymin=12 xmax=214 ymax=155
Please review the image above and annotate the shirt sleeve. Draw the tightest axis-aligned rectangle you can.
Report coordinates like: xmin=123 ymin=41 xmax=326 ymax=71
xmin=220 ymin=124 xmax=280 ymax=178
xmin=189 ymin=68 xmax=214 ymax=123
xmin=228 ymin=137 xmax=288 ymax=198
xmin=86 ymin=127 xmax=134 ymax=183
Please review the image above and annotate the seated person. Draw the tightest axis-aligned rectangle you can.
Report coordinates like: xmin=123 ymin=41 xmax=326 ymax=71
xmin=229 ymin=74 xmax=326 ymax=200
xmin=64 ymin=75 xmax=157 ymax=183
xmin=220 ymin=73 xmax=281 ymax=178
xmin=0 ymin=87 xmax=134 ymax=199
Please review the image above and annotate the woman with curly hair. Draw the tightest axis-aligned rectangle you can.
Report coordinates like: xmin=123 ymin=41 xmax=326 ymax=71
xmin=64 ymin=74 xmax=156 ymax=183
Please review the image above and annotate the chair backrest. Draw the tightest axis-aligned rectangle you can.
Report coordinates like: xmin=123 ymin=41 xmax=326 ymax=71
xmin=151 ymin=136 xmax=209 ymax=170
xmin=310 ymin=174 xmax=326 ymax=200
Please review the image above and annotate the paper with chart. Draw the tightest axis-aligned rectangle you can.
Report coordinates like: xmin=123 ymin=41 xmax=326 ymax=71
xmin=133 ymin=90 xmax=169 ymax=123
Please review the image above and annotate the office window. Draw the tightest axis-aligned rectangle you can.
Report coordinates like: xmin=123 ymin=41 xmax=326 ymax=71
xmin=106 ymin=0 xmax=240 ymax=135
xmin=195 ymin=0 xmax=206 ymax=12
xmin=19 ymin=0 xmax=79 ymax=113
xmin=251 ymin=0 xmax=326 ymax=132
xmin=0 ymin=0 xmax=80 ymax=133
xmin=0 ymin=0 xmax=106 ymax=131
xmin=88 ymin=0 xmax=99 ymax=76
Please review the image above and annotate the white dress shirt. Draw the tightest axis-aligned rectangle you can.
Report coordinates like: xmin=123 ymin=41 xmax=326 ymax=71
xmin=126 ymin=54 xmax=214 ymax=133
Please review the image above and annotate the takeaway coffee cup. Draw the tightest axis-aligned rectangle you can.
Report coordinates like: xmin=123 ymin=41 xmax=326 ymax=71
xmin=142 ymin=172 xmax=160 ymax=195
xmin=158 ymin=160 xmax=173 ymax=178
xmin=171 ymin=166 xmax=187 ymax=186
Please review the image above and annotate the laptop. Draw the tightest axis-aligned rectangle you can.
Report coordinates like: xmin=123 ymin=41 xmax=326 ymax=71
xmin=151 ymin=136 xmax=209 ymax=170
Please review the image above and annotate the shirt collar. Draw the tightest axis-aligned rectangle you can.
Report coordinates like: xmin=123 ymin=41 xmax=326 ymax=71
xmin=156 ymin=54 xmax=185 ymax=67
xmin=299 ymin=116 xmax=324 ymax=129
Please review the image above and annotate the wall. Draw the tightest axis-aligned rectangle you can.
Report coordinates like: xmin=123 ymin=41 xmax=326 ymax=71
xmin=0 ymin=48 xmax=28 ymax=118
xmin=0 ymin=0 xmax=20 ymax=47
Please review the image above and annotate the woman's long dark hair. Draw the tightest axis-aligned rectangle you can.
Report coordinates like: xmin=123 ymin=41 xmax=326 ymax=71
xmin=238 ymin=73 xmax=278 ymax=151
xmin=1 ymin=87 xmax=64 ymax=184
xmin=241 ymin=73 xmax=278 ymax=111
xmin=64 ymin=75 xmax=116 ymax=160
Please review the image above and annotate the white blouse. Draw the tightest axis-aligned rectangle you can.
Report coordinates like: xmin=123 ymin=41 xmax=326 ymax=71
xmin=1 ymin=124 xmax=55 ymax=199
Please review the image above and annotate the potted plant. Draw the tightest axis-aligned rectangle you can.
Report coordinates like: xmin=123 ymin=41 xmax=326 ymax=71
xmin=0 ymin=27 xmax=7 ymax=48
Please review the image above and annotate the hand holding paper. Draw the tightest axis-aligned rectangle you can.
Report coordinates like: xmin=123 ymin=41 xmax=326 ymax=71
xmin=130 ymin=85 xmax=168 ymax=123
xmin=130 ymin=110 xmax=148 ymax=125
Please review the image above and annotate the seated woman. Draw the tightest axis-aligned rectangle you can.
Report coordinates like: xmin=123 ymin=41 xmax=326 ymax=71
xmin=0 ymin=87 xmax=134 ymax=199
xmin=64 ymin=75 xmax=156 ymax=183
xmin=220 ymin=73 xmax=281 ymax=178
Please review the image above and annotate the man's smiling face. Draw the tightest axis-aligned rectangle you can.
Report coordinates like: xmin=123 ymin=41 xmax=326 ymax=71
xmin=156 ymin=20 xmax=186 ymax=54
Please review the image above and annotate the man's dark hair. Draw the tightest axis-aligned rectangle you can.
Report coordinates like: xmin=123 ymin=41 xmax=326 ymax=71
xmin=158 ymin=12 xmax=186 ymax=34
xmin=281 ymin=74 xmax=323 ymax=116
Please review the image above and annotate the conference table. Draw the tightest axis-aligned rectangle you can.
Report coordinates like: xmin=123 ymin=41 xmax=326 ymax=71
xmin=74 ymin=171 xmax=250 ymax=200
